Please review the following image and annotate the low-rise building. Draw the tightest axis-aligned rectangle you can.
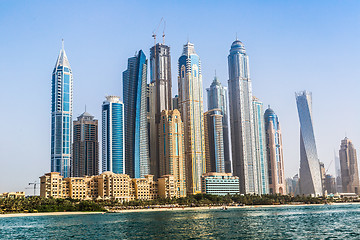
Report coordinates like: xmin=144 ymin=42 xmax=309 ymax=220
xmin=40 ymin=172 xmax=169 ymax=201
xmin=201 ymin=172 xmax=239 ymax=195
xmin=158 ymin=175 xmax=177 ymax=198
xmin=0 ymin=192 xmax=25 ymax=198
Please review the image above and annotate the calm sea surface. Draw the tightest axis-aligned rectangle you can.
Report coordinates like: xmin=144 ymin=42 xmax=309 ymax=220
xmin=1 ymin=204 xmax=360 ymax=239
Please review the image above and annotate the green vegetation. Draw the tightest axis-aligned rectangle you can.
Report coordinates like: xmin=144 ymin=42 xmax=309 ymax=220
xmin=0 ymin=194 xmax=335 ymax=214
xmin=0 ymin=197 xmax=105 ymax=213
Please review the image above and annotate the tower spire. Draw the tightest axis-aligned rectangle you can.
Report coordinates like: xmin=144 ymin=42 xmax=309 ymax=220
xmin=62 ymin=39 xmax=64 ymax=50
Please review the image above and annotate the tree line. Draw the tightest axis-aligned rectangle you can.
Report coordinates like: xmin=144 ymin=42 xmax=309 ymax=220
xmin=0 ymin=194 xmax=347 ymax=214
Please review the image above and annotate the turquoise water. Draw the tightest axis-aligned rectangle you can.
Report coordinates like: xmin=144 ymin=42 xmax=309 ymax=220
xmin=1 ymin=204 xmax=360 ymax=239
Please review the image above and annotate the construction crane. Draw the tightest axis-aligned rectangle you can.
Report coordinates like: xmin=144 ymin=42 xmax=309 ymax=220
xmin=152 ymin=17 xmax=166 ymax=45
xmin=26 ymin=181 xmax=39 ymax=196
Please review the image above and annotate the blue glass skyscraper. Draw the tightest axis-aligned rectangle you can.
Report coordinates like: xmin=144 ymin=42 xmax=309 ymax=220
xmin=51 ymin=42 xmax=73 ymax=178
xmin=102 ymin=96 xmax=125 ymax=174
xmin=228 ymin=40 xmax=258 ymax=194
xmin=252 ymin=97 xmax=268 ymax=194
xmin=123 ymin=50 xmax=149 ymax=178
xmin=296 ymin=91 xmax=323 ymax=196
xmin=206 ymin=76 xmax=231 ymax=173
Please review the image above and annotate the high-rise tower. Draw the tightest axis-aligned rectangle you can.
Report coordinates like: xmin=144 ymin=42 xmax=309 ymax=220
xmin=178 ymin=42 xmax=206 ymax=194
xmin=339 ymin=137 xmax=360 ymax=194
xmin=159 ymin=109 xmax=186 ymax=197
xmin=295 ymin=91 xmax=322 ymax=196
xmin=227 ymin=40 xmax=258 ymax=194
xmin=51 ymin=41 xmax=73 ymax=178
xmin=204 ymin=109 xmax=225 ymax=173
xmin=264 ymin=107 xmax=286 ymax=194
xmin=149 ymin=43 xmax=172 ymax=179
xmin=102 ymin=96 xmax=124 ymax=174
xmin=206 ymin=76 xmax=231 ymax=173
xmin=72 ymin=112 xmax=99 ymax=177
xmin=253 ymin=97 xmax=268 ymax=194
xmin=123 ymin=50 xmax=149 ymax=178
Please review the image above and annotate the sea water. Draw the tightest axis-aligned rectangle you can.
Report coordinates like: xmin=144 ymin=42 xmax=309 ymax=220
xmin=1 ymin=204 xmax=360 ymax=239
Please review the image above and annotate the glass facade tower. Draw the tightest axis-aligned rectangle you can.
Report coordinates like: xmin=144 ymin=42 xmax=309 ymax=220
xmin=51 ymin=44 xmax=73 ymax=178
xmin=252 ymin=97 xmax=268 ymax=194
xmin=206 ymin=76 xmax=231 ymax=173
xmin=123 ymin=50 xmax=149 ymax=178
xmin=72 ymin=112 xmax=99 ymax=177
xmin=227 ymin=40 xmax=258 ymax=194
xmin=149 ymin=43 xmax=172 ymax=179
xmin=295 ymin=91 xmax=323 ymax=196
xmin=102 ymin=96 xmax=124 ymax=174
xmin=204 ymin=109 xmax=225 ymax=173
xmin=178 ymin=42 xmax=206 ymax=194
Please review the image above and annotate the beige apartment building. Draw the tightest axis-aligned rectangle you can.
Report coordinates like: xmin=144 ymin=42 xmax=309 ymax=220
xmin=159 ymin=109 xmax=186 ymax=197
xmin=0 ymin=192 xmax=25 ymax=198
xmin=40 ymin=172 xmax=176 ymax=200
xmin=158 ymin=175 xmax=177 ymax=198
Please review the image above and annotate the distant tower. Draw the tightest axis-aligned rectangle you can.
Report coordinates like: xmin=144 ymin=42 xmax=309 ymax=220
xmin=72 ymin=112 xmax=99 ymax=177
xmin=334 ymin=152 xmax=342 ymax=193
xmin=149 ymin=43 xmax=172 ymax=179
xmin=178 ymin=42 xmax=206 ymax=194
xmin=123 ymin=50 xmax=149 ymax=178
xmin=102 ymin=96 xmax=124 ymax=174
xmin=253 ymin=97 xmax=268 ymax=194
xmin=295 ymin=91 xmax=322 ymax=196
xmin=159 ymin=109 xmax=186 ymax=197
xmin=206 ymin=75 xmax=231 ymax=173
xmin=264 ymin=107 xmax=286 ymax=194
xmin=339 ymin=137 xmax=360 ymax=194
xmin=51 ymin=40 xmax=73 ymax=178
xmin=228 ymin=39 xmax=258 ymax=194
xmin=204 ymin=109 xmax=225 ymax=173
xmin=172 ymin=95 xmax=179 ymax=110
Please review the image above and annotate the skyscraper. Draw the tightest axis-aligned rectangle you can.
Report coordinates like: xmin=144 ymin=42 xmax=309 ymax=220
xmin=227 ymin=39 xmax=258 ymax=194
xmin=264 ymin=107 xmax=285 ymax=194
xmin=123 ymin=50 xmax=149 ymax=178
xmin=159 ymin=109 xmax=186 ymax=197
xmin=339 ymin=137 xmax=360 ymax=194
xmin=178 ymin=42 xmax=206 ymax=194
xmin=102 ymin=96 xmax=124 ymax=174
xmin=253 ymin=97 xmax=268 ymax=194
xmin=72 ymin=112 xmax=99 ymax=177
xmin=204 ymin=109 xmax=225 ymax=173
xmin=295 ymin=91 xmax=322 ymax=196
xmin=149 ymin=43 xmax=172 ymax=179
xmin=334 ymin=152 xmax=342 ymax=193
xmin=172 ymin=95 xmax=179 ymax=110
xmin=51 ymin=41 xmax=73 ymax=178
xmin=206 ymin=75 xmax=231 ymax=173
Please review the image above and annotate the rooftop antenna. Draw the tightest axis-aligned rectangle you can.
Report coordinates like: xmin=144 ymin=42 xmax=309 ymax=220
xmin=215 ymin=69 xmax=217 ymax=77
xmin=62 ymin=38 xmax=64 ymax=50
xmin=85 ymin=104 xmax=87 ymax=112
xmin=268 ymin=105 xmax=270 ymax=109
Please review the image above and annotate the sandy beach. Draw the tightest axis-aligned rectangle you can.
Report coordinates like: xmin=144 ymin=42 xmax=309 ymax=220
xmin=1 ymin=202 xmax=358 ymax=218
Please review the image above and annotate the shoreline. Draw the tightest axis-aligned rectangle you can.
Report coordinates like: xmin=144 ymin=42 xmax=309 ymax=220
xmin=1 ymin=202 xmax=359 ymax=217
xmin=0 ymin=211 xmax=104 ymax=218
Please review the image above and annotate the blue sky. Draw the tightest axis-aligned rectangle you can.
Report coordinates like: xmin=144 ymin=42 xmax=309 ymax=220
xmin=1 ymin=0 xmax=360 ymax=194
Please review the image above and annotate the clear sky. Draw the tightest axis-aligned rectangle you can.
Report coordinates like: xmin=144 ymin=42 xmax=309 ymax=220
xmin=1 ymin=0 xmax=360 ymax=195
